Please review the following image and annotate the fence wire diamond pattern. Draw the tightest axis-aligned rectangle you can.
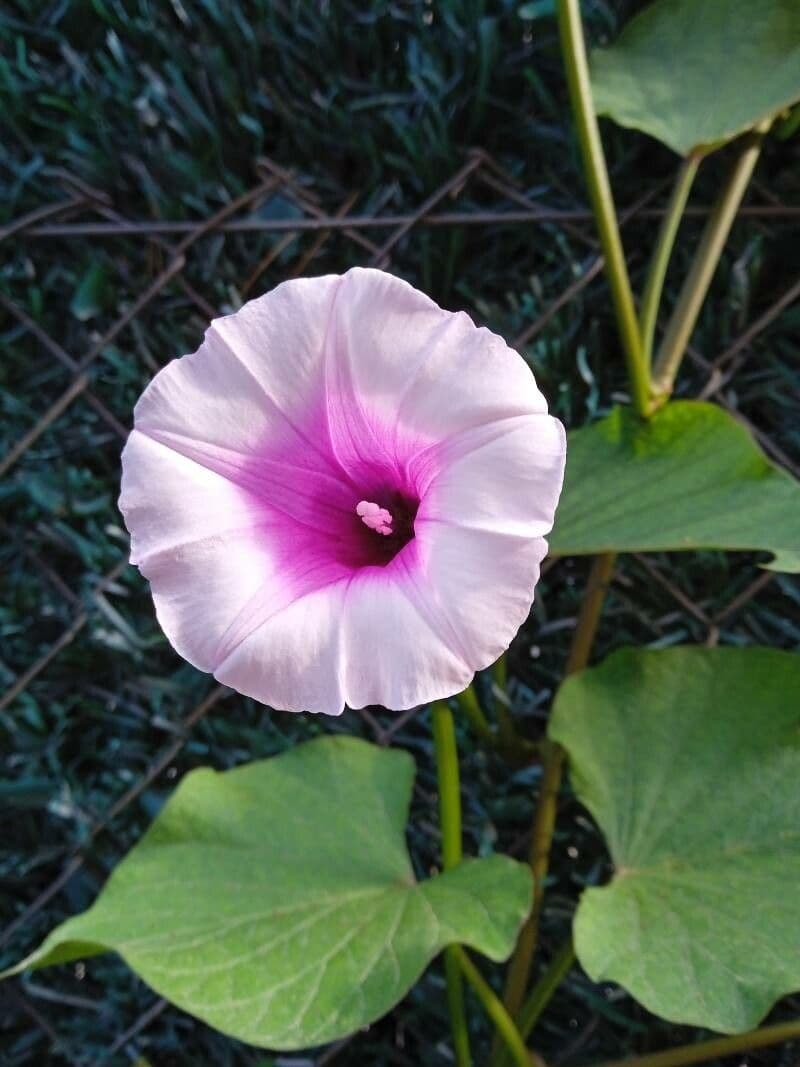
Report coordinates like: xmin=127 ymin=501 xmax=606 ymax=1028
xmin=1 ymin=152 xmax=798 ymax=1064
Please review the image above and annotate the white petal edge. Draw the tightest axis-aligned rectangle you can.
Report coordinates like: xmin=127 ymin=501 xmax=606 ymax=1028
xmin=417 ymin=413 xmax=566 ymax=538
xmin=330 ymin=267 xmax=548 ymax=443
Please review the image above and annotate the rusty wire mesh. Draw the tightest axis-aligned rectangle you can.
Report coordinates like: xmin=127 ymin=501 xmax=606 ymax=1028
xmin=1 ymin=150 xmax=799 ymax=1065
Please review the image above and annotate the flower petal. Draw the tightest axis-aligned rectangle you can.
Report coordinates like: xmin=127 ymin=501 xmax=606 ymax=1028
xmin=416 ymin=413 xmax=567 ymax=538
xmin=326 ymin=268 xmax=547 ymax=454
xmin=120 ymin=431 xmax=350 ymax=675
xmin=133 ymin=275 xmax=342 ymax=477
xmin=341 ymin=560 xmax=471 ymax=710
xmin=414 ymin=524 xmax=550 ymax=672
xmin=120 ymin=430 xmax=262 ymax=567
xmin=120 ymin=435 xmax=272 ymax=672
xmin=214 ymin=583 xmax=348 ymax=716
xmin=120 ymin=268 xmax=567 ymax=715
xmin=131 ymin=428 xmax=357 ymax=534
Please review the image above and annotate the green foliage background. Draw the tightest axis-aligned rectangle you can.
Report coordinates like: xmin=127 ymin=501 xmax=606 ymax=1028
xmin=2 ymin=0 xmax=799 ymax=1064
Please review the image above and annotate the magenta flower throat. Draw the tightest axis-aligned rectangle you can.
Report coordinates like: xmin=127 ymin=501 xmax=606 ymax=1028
xmin=120 ymin=268 xmax=566 ymax=714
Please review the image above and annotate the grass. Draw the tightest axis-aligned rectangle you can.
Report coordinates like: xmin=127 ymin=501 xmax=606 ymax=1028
xmin=2 ymin=1 xmax=800 ymax=1064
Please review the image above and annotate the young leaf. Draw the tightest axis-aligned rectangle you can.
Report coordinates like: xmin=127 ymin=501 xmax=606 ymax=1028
xmin=550 ymin=400 xmax=800 ymax=572
xmin=591 ymin=0 xmax=800 ymax=156
xmin=69 ymin=262 xmax=109 ymax=321
xmin=3 ymin=736 xmax=532 ymax=1050
xmin=550 ymin=646 xmax=800 ymax=1032
xmin=518 ymin=1 xmax=555 ymax=20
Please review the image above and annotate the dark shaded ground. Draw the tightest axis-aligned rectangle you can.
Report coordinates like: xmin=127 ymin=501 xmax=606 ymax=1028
xmin=2 ymin=2 xmax=800 ymax=1064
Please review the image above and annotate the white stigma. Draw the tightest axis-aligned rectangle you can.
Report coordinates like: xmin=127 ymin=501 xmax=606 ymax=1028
xmin=356 ymin=499 xmax=393 ymax=536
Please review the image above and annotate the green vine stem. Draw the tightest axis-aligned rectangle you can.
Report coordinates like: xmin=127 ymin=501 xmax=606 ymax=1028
xmin=493 ymin=553 xmax=616 ymax=1062
xmin=516 ymin=937 xmax=576 ymax=1043
xmin=638 ymin=155 xmax=700 ymax=367
xmin=494 ymin=738 xmax=565 ymax=1039
xmin=563 ymin=551 xmax=617 ymax=677
xmin=452 ymin=946 xmax=534 ymax=1067
xmin=431 ymin=700 xmax=472 ymax=1067
xmin=556 ymin=0 xmax=650 ymax=417
xmin=596 ymin=1017 xmax=800 ymax=1067
xmin=495 ymin=941 xmax=576 ymax=1067
xmin=651 ymin=118 xmax=771 ymax=400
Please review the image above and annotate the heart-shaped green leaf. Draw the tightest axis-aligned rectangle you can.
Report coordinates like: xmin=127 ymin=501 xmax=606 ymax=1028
xmin=550 ymin=646 xmax=800 ymax=1032
xmin=591 ymin=0 xmax=800 ymax=156
xmin=3 ymin=737 xmax=532 ymax=1049
xmin=550 ymin=400 xmax=800 ymax=572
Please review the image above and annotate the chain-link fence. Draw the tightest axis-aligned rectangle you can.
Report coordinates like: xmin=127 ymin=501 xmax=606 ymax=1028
xmin=2 ymin=151 xmax=799 ymax=1065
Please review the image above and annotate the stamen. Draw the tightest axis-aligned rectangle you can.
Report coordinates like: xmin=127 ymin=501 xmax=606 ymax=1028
xmin=356 ymin=499 xmax=393 ymax=536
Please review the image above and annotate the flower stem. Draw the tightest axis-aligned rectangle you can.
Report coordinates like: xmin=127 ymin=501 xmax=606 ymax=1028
xmin=454 ymin=686 xmax=495 ymax=748
xmin=452 ymin=946 xmax=533 ymax=1067
xmin=432 ymin=701 xmax=463 ymax=870
xmin=556 ymin=0 xmax=649 ymax=417
xmin=431 ymin=700 xmax=471 ymax=1067
xmin=454 ymin=685 xmax=538 ymax=765
xmin=492 ymin=658 xmax=518 ymax=753
xmin=638 ymin=155 xmax=700 ymax=367
xmin=494 ymin=553 xmax=616 ymax=1061
xmin=651 ymin=119 xmax=771 ymax=401
xmin=595 ymin=1017 xmax=800 ymax=1067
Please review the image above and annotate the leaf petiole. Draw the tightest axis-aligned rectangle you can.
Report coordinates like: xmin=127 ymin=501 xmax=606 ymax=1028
xmin=452 ymin=945 xmax=533 ymax=1067
xmin=638 ymin=154 xmax=700 ymax=370
xmin=651 ymin=118 xmax=771 ymax=400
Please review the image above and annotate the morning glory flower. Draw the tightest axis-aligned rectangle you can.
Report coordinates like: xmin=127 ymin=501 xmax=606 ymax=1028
xmin=119 ymin=268 xmax=566 ymax=714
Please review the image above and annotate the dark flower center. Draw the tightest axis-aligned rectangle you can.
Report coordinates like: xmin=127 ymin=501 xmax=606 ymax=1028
xmin=351 ymin=490 xmax=418 ymax=567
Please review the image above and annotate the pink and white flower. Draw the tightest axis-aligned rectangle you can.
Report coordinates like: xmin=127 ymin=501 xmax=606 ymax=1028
xmin=119 ymin=268 xmax=566 ymax=715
